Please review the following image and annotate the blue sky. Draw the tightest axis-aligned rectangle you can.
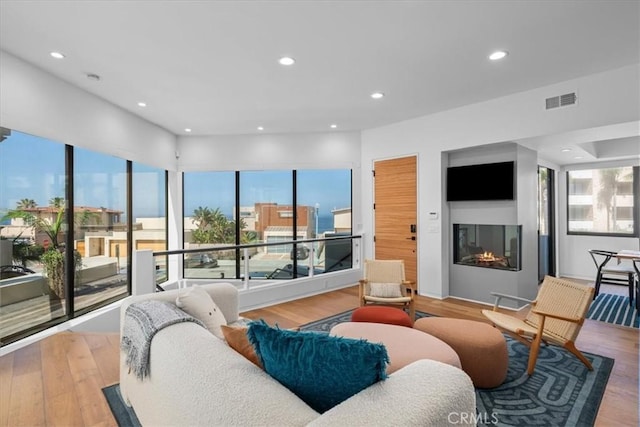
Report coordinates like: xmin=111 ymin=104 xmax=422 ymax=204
xmin=1 ymin=130 xmax=351 ymax=220
xmin=183 ymin=170 xmax=351 ymax=218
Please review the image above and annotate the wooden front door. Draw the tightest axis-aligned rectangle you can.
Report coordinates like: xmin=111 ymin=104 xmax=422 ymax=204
xmin=373 ymin=156 xmax=418 ymax=284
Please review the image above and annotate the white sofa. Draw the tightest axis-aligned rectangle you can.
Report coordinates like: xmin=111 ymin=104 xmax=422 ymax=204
xmin=120 ymin=283 xmax=477 ymax=426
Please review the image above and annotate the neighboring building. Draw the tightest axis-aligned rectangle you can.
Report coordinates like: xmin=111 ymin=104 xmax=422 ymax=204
xmin=0 ymin=208 xmax=167 ymax=259
xmin=253 ymin=203 xmax=315 ymax=237
xmin=568 ymin=168 xmax=635 ymax=233
xmin=331 ymin=207 xmax=352 ymax=233
xmin=0 ymin=206 xmax=123 ymax=248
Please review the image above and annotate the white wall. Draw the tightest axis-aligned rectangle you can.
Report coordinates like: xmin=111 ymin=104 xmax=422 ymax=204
xmin=362 ymin=64 xmax=640 ymax=299
xmin=0 ymin=50 xmax=177 ymax=170
xmin=177 ymin=131 xmax=361 ymax=171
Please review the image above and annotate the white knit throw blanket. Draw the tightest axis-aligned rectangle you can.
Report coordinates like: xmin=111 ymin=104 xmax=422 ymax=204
xmin=121 ymin=300 xmax=205 ymax=379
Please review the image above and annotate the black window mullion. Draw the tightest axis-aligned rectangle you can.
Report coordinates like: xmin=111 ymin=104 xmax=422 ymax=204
xmin=64 ymin=144 xmax=74 ymax=317
xmin=126 ymin=160 xmax=133 ymax=294
xmin=235 ymin=171 xmax=241 ymax=279
xmin=292 ymin=170 xmax=298 ymax=279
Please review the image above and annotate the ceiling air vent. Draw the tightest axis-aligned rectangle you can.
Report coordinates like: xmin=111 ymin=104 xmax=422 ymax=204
xmin=545 ymin=92 xmax=577 ymax=110
xmin=560 ymin=92 xmax=577 ymax=106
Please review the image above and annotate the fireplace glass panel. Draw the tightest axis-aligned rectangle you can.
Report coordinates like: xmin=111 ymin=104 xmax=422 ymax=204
xmin=454 ymin=224 xmax=521 ymax=271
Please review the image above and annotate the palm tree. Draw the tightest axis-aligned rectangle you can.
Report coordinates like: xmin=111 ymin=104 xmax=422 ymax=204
xmin=4 ymin=208 xmax=65 ymax=249
xmin=192 ymin=206 xmax=214 ymax=230
xmin=597 ymin=168 xmax=622 ymax=231
xmin=191 ymin=207 xmax=240 ymax=244
xmin=49 ymin=197 xmax=65 ymax=209
xmin=16 ymin=198 xmax=37 ymax=209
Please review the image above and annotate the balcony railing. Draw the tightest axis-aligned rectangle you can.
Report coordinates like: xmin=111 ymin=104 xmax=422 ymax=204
xmin=147 ymin=234 xmax=362 ymax=292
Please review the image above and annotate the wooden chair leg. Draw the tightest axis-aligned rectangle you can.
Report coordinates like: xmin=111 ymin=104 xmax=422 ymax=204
xmin=408 ymin=303 xmax=415 ymax=325
xmin=527 ymin=333 xmax=543 ymax=376
xmin=564 ymin=341 xmax=593 ymax=371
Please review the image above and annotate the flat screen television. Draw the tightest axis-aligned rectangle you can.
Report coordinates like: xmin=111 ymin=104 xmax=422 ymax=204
xmin=446 ymin=161 xmax=515 ymax=201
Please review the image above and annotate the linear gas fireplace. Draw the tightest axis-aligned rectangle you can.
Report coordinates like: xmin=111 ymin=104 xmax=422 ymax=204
xmin=453 ymin=224 xmax=521 ymax=271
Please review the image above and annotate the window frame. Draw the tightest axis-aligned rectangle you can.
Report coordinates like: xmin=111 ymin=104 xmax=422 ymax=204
xmin=0 ymin=128 xmax=168 ymax=346
xmin=566 ymin=165 xmax=639 ymax=237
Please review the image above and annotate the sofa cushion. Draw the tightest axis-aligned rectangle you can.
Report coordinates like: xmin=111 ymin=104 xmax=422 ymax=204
xmin=247 ymin=320 xmax=389 ymax=413
xmin=221 ymin=325 xmax=263 ymax=369
xmin=176 ymin=285 xmax=227 ymax=339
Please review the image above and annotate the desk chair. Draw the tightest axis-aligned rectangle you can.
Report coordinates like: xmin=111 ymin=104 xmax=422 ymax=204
xmin=588 ymin=249 xmax=635 ymax=306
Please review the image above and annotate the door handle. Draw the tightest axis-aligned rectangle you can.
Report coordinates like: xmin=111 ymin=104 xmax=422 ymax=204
xmin=406 ymin=237 xmax=416 ymax=240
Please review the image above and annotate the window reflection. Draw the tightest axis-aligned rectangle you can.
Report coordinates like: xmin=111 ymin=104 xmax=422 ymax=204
xmin=0 ymin=128 xmax=67 ymax=342
xmin=73 ymin=147 xmax=128 ymax=312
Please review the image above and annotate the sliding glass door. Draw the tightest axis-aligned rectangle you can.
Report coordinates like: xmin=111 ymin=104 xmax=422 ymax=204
xmin=538 ymin=166 xmax=556 ymax=281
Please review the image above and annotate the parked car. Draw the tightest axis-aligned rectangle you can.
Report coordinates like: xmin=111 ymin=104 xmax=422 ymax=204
xmin=266 ymin=264 xmax=324 ymax=279
xmin=290 ymin=245 xmax=310 ymax=260
xmin=0 ymin=265 xmax=35 ymax=280
xmin=184 ymin=253 xmax=218 ymax=268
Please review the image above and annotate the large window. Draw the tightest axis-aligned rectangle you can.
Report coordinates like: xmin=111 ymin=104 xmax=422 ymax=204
xmin=183 ymin=169 xmax=352 ymax=279
xmin=133 ymin=164 xmax=167 ymax=283
xmin=183 ymin=171 xmax=236 ymax=279
xmin=74 ymin=148 xmax=129 ymax=312
xmin=0 ymin=129 xmax=67 ymax=342
xmin=0 ymin=127 xmax=167 ymax=346
xmin=297 ymin=169 xmax=352 ymax=272
xmin=567 ymin=166 xmax=638 ymax=236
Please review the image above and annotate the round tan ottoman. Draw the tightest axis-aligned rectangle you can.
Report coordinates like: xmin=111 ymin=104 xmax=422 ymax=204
xmin=330 ymin=322 xmax=461 ymax=374
xmin=414 ymin=317 xmax=508 ymax=388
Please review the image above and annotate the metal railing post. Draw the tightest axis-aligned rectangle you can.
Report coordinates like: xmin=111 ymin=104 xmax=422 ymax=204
xmin=243 ymin=248 xmax=250 ymax=289
xmin=309 ymin=244 xmax=315 ymax=277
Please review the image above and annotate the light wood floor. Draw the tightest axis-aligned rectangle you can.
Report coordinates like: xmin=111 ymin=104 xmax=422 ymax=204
xmin=1 ymin=285 xmax=638 ymax=426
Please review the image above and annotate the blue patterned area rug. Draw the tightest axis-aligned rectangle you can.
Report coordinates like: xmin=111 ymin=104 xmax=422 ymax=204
xmin=102 ymin=384 xmax=141 ymax=427
xmin=300 ymin=309 xmax=614 ymax=427
xmin=587 ymin=293 xmax=639 ymax=328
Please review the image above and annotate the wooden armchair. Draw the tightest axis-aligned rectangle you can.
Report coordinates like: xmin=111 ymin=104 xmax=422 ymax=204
xmin=482 ymin=276 xmax=594 ymax=376
xmin=359 ymin=259 xmax=416 ymax=321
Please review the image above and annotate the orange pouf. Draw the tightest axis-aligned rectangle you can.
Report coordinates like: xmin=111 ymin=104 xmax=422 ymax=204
xmin=351 ymin=306 xmax=413 ymax=327
xmin=414 ymin=317 xmax=508 ymax=388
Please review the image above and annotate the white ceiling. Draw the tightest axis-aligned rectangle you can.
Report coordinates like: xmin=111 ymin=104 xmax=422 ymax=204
xmin=1 ymin=1 xmax=639 ymax=165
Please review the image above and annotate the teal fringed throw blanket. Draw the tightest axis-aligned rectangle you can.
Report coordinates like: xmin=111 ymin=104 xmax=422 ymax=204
xmin=121 ymin=300 xmax=204 ymax=379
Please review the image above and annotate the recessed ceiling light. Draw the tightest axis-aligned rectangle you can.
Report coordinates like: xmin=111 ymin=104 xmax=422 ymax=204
xmin=561 ymin=148 xmax=572 ymax=152
xmin=137 ymin=102 xmax=147 ymax=107
xmin=279 ymin=57 xmax=295 ymax=66
xmin=371 ymin=92 xmax=384 ymax=99
xmin=50 ymin=51 xmax=65 ymax=59
xmin=574 ymin=156 xmax=583 ymax=160
xmin=184 ymin=128 xmax=192 ymax=133
xmin=489 ymin=50 xmax=508 ymax=61
xmin=330 ymin=124 xmax=337 ymax=129
xmin=257 ymin=126 xmax=264 ymax=131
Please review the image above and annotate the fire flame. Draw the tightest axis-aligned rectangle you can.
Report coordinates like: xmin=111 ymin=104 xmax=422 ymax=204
xmin=478 ymin=251 xmax=495 ymax=261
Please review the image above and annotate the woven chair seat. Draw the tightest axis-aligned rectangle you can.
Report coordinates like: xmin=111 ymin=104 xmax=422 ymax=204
xmin=363 ymin=295 xmax=412 ymax=304
xmin=481 ymin=310 xmax=566 ymax=346
xmin=482 ymin=275 xmax=593 ymax=376
xmin=601 ymin=263 xmax=636 ymax=274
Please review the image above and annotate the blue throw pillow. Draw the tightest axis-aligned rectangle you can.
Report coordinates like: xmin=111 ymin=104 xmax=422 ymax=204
xmin=247 ymin=320 xmax=389 ymax=413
